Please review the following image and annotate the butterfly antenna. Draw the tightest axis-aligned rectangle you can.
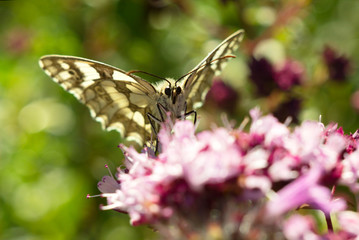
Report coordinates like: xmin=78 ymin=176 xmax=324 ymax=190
xmin=127 ymin=70 xmax=171 ymax=85
xmin=175 ymin=55 xmax=236 ymax=84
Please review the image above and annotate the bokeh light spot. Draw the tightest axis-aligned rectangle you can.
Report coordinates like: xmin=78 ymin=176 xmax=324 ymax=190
xmin=18 ymin=99 xmax=74 ymax=135
xmin=254 ymin=39 xmax=285 ymax=64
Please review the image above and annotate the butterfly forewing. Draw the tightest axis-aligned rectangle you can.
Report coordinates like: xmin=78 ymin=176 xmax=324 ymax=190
xmin=180 ymin=29 xmax=244 ymax=110
xmin=39 ymin=55 xmax=158 ymax=146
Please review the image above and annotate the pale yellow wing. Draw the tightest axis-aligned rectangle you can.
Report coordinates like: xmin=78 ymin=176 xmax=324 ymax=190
xmin=180 ymin=30 xmax=244 ymax=110
xmin=39 ymin=55 xmax=158 ymax=146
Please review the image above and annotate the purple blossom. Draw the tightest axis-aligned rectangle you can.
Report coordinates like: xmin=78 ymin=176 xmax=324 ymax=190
xmin=322 ymin=45 xmax=351 ymax=81
xmin=344 ymin=130 xmax=359 ymax=154
xmin=205 ymin=78 xmax=239 ymax=113
xmin=248 ymin=57 xmax=304 ymax=96
xmin=266 ymin=166 xmax=345 ymax=218
xmin=274 ymin=60 xmax=304 ymax=91
xmin=273 ymin=97 xmax=302 ymax=124
xmin=97 ymin=175 xmax=121 ymax=194
xmin=248 ymin=57 xmax=277 ymax=96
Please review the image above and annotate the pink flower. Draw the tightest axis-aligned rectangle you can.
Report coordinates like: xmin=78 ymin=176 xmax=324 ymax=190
xmin=249 ymin=112 xmax=289 ymax=147
xmin=337 ymin=211 xmax=359 ymax=237
xmin=266 ymin=167 xmax=346 ymax=218
xmin=158 ymin=121 xmax=245 ymax=190
xmin=97 ymin=175 xmax=120 ymax=194
xmin=99 ymin=121 xmax=247 ymax=225
xmin=340 ymin=149 xmax=359 ymax=192
xmin=283 ymin=215 xmax=320 ymax=240
xmin=96 ymin=109 xmax=359 ymax=238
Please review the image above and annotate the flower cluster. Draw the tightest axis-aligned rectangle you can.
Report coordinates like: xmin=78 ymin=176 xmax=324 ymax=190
xmin=322 ymin=45 xmax=351 ymax=82
xmin=248 ymin=57 xmax=304 ymax=123
xmin=205 ymin=77 xmax=239 ymax=114
xmin=98 ymin=109 xmax=359 ymax=239
xmin=248 ymin=57 xmax=304 ymax=96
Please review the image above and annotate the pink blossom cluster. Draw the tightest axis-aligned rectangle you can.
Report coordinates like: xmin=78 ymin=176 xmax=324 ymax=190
xmin=98 ymin=109 xmax=359 ymax=239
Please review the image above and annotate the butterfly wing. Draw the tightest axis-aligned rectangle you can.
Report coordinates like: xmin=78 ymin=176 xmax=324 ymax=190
xmin=39 ymin=55 xmax=158 ymax=146
xmin=180 ymin=29 xmax=244 ymax=110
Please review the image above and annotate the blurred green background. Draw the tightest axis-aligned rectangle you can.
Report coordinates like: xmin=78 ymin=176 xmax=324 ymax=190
xmin=1 ymin=0 xmax=359 ymax=239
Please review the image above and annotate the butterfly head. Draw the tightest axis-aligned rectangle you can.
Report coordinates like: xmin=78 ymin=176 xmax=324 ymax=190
xmin=164 ymin=85 xmax=182 ymax=104
xmin=156 ymin=78 xmax=186 ymax=117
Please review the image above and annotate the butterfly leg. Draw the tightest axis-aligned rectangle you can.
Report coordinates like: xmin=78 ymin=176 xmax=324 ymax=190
xmin=179 ymin=101 xmax=197 ymax=124
xmin=184 ymin=110 xmax=197 ymax=124
xmin=158 ymin=103 xmax=172 ymax=123
xmin=146 ymin=102 xmax=171 ymax=139
xmin=147 ymin=113 xmax=162 ymax=153
xmin=147 ymin=113 xmax=162 ymax=136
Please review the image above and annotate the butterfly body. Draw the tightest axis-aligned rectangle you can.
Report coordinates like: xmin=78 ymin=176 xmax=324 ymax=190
xmin=39 ymin=30 xmax=244 ymax=147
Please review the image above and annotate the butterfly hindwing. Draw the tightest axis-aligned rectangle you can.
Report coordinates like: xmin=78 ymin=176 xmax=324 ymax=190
xmin=181 ymin=29 xmax=244 ymax=110
xmin=39 ymin=55 xmax=157 ymax=146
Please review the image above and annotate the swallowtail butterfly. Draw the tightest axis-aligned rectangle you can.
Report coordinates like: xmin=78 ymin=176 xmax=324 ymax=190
xmin=39 ymin=30 xmax=244 ymax=147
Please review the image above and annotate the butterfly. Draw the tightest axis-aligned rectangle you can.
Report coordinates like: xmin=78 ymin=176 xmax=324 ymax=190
xmin=39 ymin=29 xmax=244 ymax=147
